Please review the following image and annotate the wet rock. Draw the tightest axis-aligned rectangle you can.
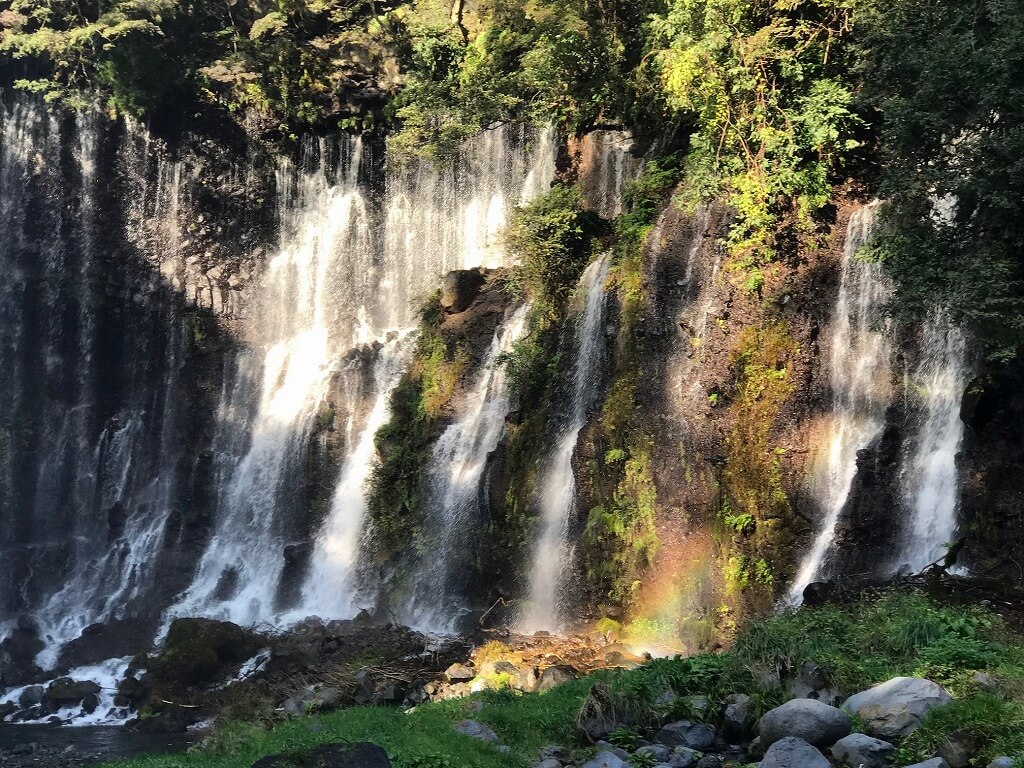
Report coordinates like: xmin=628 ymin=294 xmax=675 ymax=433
xmin=759 ymin=698 xmax=851 ymax=748
xmin=831 ymin=733 xmax=896 ymax=768
xmin=43 ymin=678 xmax=101 ymax=710
xmin=843 ymin=678 xmax=953 ymax=740
xmin=440 ymin=269 xmax=487 ymax=314
xmin=454 ymin=719 xmax=498 ymax=742
xmin=655 ymin=720 xmax=716 ymax=750
xmin=0 ymin=617 xmax=45 ymax=687
xmin=0 ymin=701 xmax=15 ymax=720
xmin=147 ymin=617 xmax=264 ymax=688
xmin=81 ymin=692 xmax=100 ymax=715
xmin=252 ymin=742 xmax=391 ymax=768
xmin=722 ymin=693 xmax=755 ymax=742
xmin=115 ymin=673 xmax=150 ymax=708
xmin=761 ymin=737 xmax=831 ymax=768
xmin=19 ymin=685 xmax=44 ymax=708
xmin=57 ymin=619 xmax=155 ymax=671
xmin=802 ymin=582 xmax=834 ymax=607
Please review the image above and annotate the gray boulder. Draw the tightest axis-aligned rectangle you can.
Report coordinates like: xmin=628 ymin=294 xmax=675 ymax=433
xmin=938 ymin=729 xmax=980 ymax=768
xmin=901 ymin=760 xmax=948 ymax=768
xmin=656 ymin=719 xmax=716 ymax=750
xmin=760 ymin=698 xmax=851 ymax=748
xmin=18 ymin=685 xmax=44 ymax=709
xmin=454 ymin=719 xmax=498 ymax=742
xmin=671 ymin=746 xmax=701 ymax=768
xmin=790 ymin=662 xmax=841 ymax=707
xmin=582 ymin=751 xmax=629 ymax=768
xmin=722 ymin=693 xmax=756 ymax=742
xmin=831 ymin=733 xmax=896 ymax=768
xmin=844 ymin=678 xmax=953 ymax=739
xmin=988 ymin=759 xmax=1014 ymax=768
xmin=760 ymin=737 xmax=831 ymax=768
xmin=637 ymin=745 xmax=671 ymax=762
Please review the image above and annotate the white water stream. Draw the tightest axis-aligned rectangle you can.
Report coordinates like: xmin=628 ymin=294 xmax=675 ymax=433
xmin=519 ymin=254 xmax=612 ymax=632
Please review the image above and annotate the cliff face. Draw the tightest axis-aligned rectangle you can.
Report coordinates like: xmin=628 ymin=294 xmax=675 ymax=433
xmin=0 ymin=91 xmax=1017 ymax=674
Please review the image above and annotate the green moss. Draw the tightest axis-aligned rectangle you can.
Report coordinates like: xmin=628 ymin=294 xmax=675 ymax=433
xmin=717 ymin=321 xmax=799 ymax=622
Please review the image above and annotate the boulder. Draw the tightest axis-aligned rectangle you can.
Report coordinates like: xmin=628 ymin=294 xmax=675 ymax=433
xmin=759 ymin=698 xmax=851 ymax=748
xmin=988 ymin=759 xmax=1014 ymax=768
xmin=582 ymin=752 xmax=629 ymax=768
xmin=0 ymin=701 xmax=15 ymax=721
xmin=285 ymin=685 xmax=344 ymax=715
xmin=43 ymin=678 xmax=101 ymax=709
xmin=843 ymin=678 xmax=953 ymax=739
xmin=760 ymin=737 xmax=831 ymax=768
xmin=655 ymin=720 xmax=716 ymax=750
xmin=56 ymin=619 xmax=154 ymax=671
xmin=722 ymin=693 xmax=756 ymax=742
xmin=901 ymin=760 xmax=948 ymax=768
xmin=513 ymin=666 xmax=539 ymax=692
xmin=0 ymin=618 xmax=44 ymax=687
xmin=831 ymin=733 xmax=896 ymax=768
xmin=538 ymin=665 xmax=578 ymax=692
xmin=454 ymin=719 xmax=498 ymax=742
xmin=81 ymin=692 xmax=100 ymax=715
xmin=790 ymin=662 xmax=841 ymax=707
xmin=636 ymin=745 xmax=671 ymax=762
xmin=444 ymin=663 xmax=476 ymax=682
xmin=938 ymin=729 xmax=981 ymax=768
xmin=18 ymin=685 xmax=44 ymax=709
xmin=252 ymin=743 xmax=391 ymax=768
xmin=440 ymin=270 xmax=486 ymax=314
xmin=695 ymin=755 xmax=722 ymax=768
xmin=148 ymin=618 xmax=264 ymax=688
xmin=671 ymin=747 xmax=701 ymax=768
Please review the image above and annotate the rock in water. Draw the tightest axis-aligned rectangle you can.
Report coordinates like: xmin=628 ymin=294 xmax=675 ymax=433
xmin=759 ymin=698 xmax=851 ymax=748
xmin=252 ymin=743 xmax=391 ymax=768
xmin=761 ymin=737 xmax=831 ymax=768
xmin=831 ymin=733 xmax=896 ymax=768
xmin=843 ymin=677 xmax=953 ymax=739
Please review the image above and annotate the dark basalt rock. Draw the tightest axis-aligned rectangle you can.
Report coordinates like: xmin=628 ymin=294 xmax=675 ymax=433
xmin=252 ymin=743 xmax=391 ymax=768
xmin=440 ymin=269 xmax=487 ymax=314
xmin=0 ymin=617 xmax=45 ymax=687
xmin=43 ymin=678 xmax=102 ymax=710
xmin=145 ymin=617 xmax=264 ymax=688
xmin=57 ymin=618 xmax=156 ymax=672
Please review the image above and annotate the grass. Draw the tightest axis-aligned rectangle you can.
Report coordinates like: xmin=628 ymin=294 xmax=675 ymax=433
xmin=101 ymin=591 xmax=1024 ymax=768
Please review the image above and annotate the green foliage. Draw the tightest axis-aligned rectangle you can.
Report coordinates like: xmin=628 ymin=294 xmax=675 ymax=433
xmin=860 ymin=0 xmax=1024 ymax=358
xmin=98 ymin=592 xmax=1024 ymax=768
xmin=503 ymin=184 xmax=601 ymax=320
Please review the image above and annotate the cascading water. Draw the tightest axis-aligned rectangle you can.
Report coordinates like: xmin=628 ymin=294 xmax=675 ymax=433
xmin=898 ymin=313 xmax=969 ymax=571
xmin=170 ymin=125 xmax=557 ymax=627
xmin=296 ymin=333 xmax=414 ymax=620
xmin=789 ymin=203 xmax=895 ymax=601
xmin=519 ymin=254 xmax=612 ymax=633
xmin=401 ymin=304 xmax=531 ymax=632
xmin=0 ymin=97 xmax=194 ymax=664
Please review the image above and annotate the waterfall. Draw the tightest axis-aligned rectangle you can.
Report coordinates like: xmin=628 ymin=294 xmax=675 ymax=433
xmin=169 ymin=125 xmax=556 ymax=627
xmin=401 ymin=304 xmax=531 ymax=633
xmin=789 ymin=203 xmax=894 ymax=602
xmin=295 ymin=333 xmax=414 ymax=619
xmin=576 ymin=131 xmax=643 ymax=218
xmin=0 ymin=97 xmax=195 ymax=665
xmin=519 ymin=253 xmax=612 ymax=632
xmin=898 ymin=313 xmax=969 ymax=571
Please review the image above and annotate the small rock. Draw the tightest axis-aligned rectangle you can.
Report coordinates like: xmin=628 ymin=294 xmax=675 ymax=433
xmin=761 ymin=737 xmax=831 ymax=768
xmin=498 ymin=745 xmax=512 ymax=754
xmin=988 ymin=758 xmax=1014 ymax=768
xmin=670 ymin=746 xmax=701 ymax=768
xmin=636 ymin=745 xmax=671 ymax=762
xmin=534 ymin=759 xmax=561 ymax=768
xmin=722 ymin=693 xmax=755 ymax=742
xmin=683 ymin=695 xmax=712 ymax=720
xmin=540 ymin=745 xmax=570 ymax=762
xmin=759 ymin=698 xmax=851 ymax=748
xmin=843 ymin=678 xmax=952 ymax=740
xmin=748 ymin=736 xmax=765 ymax=761
xmin=694 ymin=756 xmax=721 ymax=768
xmin=454 ymin=719 xmax=498 ymax=742
xmin=582 ymin=752 xmax=628 ymax=768
xmin=655 ymin=719 xmax=716 ymax=750
xmin=595 ymin=742 xmax=629 ymax=760
xmin=790 ymin=661 xmax=841 ymax=706
xmin=901 ymin=759 xmax=949 ymax=768
xmin=831 ymin=733 xmax=896 ymax=768
xmin=971 ymin=672 xmax=997 ymax=692
xmin=938 ymin=729 xmax=981 ymax=768
xmin=444 ymin=663 xmax=476 ymax=683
